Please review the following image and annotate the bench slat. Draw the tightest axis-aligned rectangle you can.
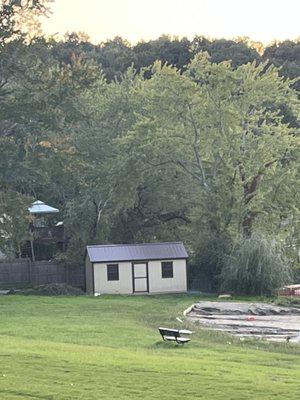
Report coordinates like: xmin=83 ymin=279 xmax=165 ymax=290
xmin=179 ymin=329 xmax=193 ymax=335
xmin=176 ymin=337 xmax=191 ymax=343
xmin=164 ymin=336 xmax=177 ymax=341
xmin=159 ymin=327 xmax=179 ymax=334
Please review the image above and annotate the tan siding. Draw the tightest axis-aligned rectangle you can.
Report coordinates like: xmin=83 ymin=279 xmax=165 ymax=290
xmin=90 ymin=258 xmax=187 ymax=295
xmin=148 ymin=259 xmax=187 ymax=293
xmin=94 ymin=262 xmax=132 ymax=294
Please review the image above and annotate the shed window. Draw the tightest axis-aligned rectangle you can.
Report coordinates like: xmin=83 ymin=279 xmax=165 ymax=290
xmin=161 ymin=261 xmax=173 ymax=278
xmin=107 ymin=264 xmax=119 ymax=281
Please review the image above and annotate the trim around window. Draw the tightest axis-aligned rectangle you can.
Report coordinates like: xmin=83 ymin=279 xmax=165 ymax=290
xmin=161 ymin=261 xmax=173 ymax=278
xmin=107 ymin=264 xmax=119 ymax=281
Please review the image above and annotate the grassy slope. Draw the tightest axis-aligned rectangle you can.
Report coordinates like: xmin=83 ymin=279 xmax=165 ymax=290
xmin=0 ymin=294 xmax=299 ymax=400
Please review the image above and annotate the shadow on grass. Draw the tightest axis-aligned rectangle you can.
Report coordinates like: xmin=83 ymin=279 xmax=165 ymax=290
xmin=149 ymin=340 xmax=190 ymax=350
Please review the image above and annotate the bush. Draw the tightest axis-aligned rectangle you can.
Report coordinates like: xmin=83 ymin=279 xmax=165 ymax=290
xmin=192 ymin=232 xmax=231 ymax=291
xmin=221 ymin=233 xmax=292 ymax=295
xmin=273 ymin=297 xmax=300 ymax=308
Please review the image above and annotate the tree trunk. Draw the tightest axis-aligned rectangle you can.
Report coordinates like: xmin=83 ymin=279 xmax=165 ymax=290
xmin=238 ymin=159 xmax=276 ymax=237
xmin=242 ymin=211 xmax=257 ymax=236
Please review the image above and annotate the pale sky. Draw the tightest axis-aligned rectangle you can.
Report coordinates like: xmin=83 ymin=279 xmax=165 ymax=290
xmin=42 ymin=0 xmax=300 ymax=45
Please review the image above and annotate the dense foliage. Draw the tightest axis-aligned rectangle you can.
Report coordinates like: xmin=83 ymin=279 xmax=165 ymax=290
xmin=0 ymin=1 xmax=299 ymax=292
xmin=221 ymin=233 xmax=292 ymax=295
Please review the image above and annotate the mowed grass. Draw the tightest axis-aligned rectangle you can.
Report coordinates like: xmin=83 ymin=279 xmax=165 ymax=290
xmin=0 ymin=295 xmax=299 ymax=399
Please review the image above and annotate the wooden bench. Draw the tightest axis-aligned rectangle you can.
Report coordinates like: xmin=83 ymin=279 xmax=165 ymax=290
xmin=158 ymin=327 xmax=192 ymax=344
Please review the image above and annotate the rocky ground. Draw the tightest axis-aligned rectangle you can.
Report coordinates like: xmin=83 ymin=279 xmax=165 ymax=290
xmin=185 ymin=301 xmax=300 ymax=343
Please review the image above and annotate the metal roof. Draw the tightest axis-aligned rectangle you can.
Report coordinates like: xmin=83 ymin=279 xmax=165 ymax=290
xmin=28 ymin=200 xmax=59 ymax=214
xmin=87 ymin=242 xmax=188 ymax=263
xmin=282 ymin=284 xmax=300 ymax=289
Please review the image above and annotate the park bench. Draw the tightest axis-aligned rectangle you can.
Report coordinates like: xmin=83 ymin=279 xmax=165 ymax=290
xmin=158 ymin=327 xmax=192 ymax=344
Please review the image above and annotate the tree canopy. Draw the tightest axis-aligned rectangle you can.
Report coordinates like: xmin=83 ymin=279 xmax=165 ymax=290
xmin=0 ymin=1 xmax=299 ymax=292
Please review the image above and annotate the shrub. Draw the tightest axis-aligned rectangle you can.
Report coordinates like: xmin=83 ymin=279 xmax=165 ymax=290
xmin=221 ymin=233 xmax=292 ymax=295
xmin=192 ymin=232 xmax=231 ymax=291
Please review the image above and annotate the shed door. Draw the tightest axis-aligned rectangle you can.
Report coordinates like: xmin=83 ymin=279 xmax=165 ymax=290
xmin=132 ymin=263 xmax=149 ymax=293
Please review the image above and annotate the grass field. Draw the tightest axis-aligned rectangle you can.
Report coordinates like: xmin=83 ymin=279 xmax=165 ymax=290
xmin=0 ymin=294 xmax=299 ymax=399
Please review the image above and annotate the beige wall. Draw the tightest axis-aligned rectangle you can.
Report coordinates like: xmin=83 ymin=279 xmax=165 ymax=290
xmin=85 ymin=256 xmax=93 ymax=294
xmin=93 ymin=262 xmax=132 ymax=294
xmin=90 ymin=258 xmax=187 ymax=295
xmin=148 ymin=259 xmax=187 ymax=293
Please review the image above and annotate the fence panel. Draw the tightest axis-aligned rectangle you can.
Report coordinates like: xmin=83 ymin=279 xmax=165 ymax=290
xmin=0 ymin=259 xmax=30 ymax=285
xmin=187 ymin=265 xmax=214 ymax=292
xmin=0 ymin=259 xmax=85 ymax=289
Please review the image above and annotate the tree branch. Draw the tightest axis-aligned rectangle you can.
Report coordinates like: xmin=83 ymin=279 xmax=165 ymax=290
xmin=177 ymin=160 xmax=203 ymax=184
xmin=186 ymin=101 xmax=209 ymax=190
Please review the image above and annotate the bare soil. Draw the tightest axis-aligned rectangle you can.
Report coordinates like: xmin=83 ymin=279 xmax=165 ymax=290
xmin=186 ymin=301 xmax=300 ymax=342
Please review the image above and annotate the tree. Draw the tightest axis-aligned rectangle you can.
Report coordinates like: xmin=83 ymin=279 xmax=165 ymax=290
xmin=117 ymin=55 xmax=299 ymax=280
xmin=0 ymin=0 xmax=52 ymax=46
xmin=0 ymin=4 xmax=101 ymax=256
xmin=96 ymin=37 xmax=134 ymax=82
xmin=0 ymin=190 xmax=31 ymax=257
xmin=263 ymin=40 xmax=300 ymax=91
xmin=0 ymin=14 xmax=298 ymax=273
xmin=0 ymin=0 xmax=52 ymax=255
xmin=191 ymin=36 xmax=261 ymax=68
xmin=133 ymin=35 xmax=191 ymax=74
xmin=221 ymin=233 xmax=292 ymax=295
xmin=55 ymin=70 xmax=139 ymax=261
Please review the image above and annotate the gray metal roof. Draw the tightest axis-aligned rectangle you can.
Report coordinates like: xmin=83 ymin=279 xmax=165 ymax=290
xmin=87 ymin=242 xmax=188 ymax=263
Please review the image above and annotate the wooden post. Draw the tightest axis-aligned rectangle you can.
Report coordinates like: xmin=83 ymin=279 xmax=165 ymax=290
xmin=28 ymin=257 xmax=32 ymax=285
xmin=30 ymin=234 xmax=35 ymax=262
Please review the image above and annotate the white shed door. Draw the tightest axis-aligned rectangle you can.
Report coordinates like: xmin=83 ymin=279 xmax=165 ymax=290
xmin=133 ymin=263 xmax=148 ymax=293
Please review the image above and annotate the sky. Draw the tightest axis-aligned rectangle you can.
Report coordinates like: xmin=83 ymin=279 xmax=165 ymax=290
xmin=41 ymin=0 xmax=300 ymax=45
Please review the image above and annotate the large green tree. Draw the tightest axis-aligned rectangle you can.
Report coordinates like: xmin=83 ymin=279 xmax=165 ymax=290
xmin=117 ymin=55 xmax=299 ymax=274
xmin=0 ymin=2 xmax=101 ymax=256
xmin=263 ymin=40 xmax=300 ymax=92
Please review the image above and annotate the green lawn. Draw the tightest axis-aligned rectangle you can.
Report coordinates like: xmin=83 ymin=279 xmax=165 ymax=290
xmin=0 ymin=294 xmax=299 ymax=399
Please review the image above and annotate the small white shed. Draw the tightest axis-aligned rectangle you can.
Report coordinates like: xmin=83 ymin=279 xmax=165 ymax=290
xmin=85 ymin=242 xmax=188 ymax=295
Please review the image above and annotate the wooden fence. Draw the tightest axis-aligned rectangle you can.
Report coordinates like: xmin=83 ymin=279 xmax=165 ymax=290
xmin=187 ymin=264 xmax=214 ymax=293
xmin=0 ymin=259 xmax=214 ymax=293
xmin=0 ymin=258 xmax=85 ymax=289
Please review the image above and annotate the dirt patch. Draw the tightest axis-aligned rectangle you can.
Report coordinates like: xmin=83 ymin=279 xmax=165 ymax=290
xmin=17 ymin=283 xmax=84 ymax=296
xmin=186 ymin=301 xmax=300 ymax=343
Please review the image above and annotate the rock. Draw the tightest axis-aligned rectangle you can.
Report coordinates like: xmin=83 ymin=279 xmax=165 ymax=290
xmin=218 ymin=294 xmax=232 ymax=299
xmin=0 ymin=290 xmax=11 ymax=296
